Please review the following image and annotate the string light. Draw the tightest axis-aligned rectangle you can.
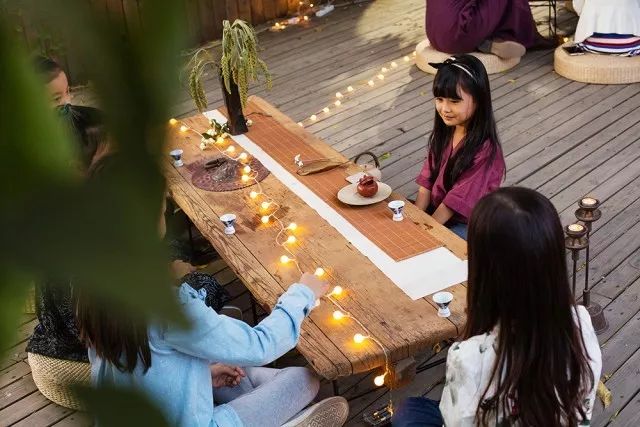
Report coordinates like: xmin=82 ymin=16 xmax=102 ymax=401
xmin=403 ymin=55 xmax=410 ymax=62
xmin=176 ymin=115 xmax=394 ymax=411
xmin=297 ymin=122 xmax=304 ymax=127
xmin=336 ymin=92 xmax=343 ymax=99
xmin=310 ymin=114 xmax=317 ymax=121
xmin=368 ymin=80 xmax=375 ymax=86
xmin=334 ymin=100 xmax=341 ymax=107
xmin=374 ymin=373 xmax=387 ymax=386
xmin=391 ymin=61 xmax=398 ymax=68
xmin=180 ymin=125 xmax=189 ymax=132
xmin=322 ymin=107 xmax=330 ymax=113
xmin=381 ymin=67 xmax=388 ymax=73
xmin=280 ymin=255 xmax=291 ymax=264
xmin=377 ymin=74 xmax=384 ymax=80
xmin=169 ymin=118 xmax=178 ymax=126
xmin=216 ymin=136 xmax=225 ymax=145
xmin=353 ymin=333 xmax=367 ymax=344
xmin=347 ymin=86 xmax=354 ymax=92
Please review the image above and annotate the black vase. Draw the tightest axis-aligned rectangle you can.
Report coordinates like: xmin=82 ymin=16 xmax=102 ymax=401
xmin=220 ymin=72 xmax=248 ymax=135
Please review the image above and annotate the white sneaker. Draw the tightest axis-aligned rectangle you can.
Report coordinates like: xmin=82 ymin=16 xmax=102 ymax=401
xmin=281 ymin=396 xmax=349 ymax=427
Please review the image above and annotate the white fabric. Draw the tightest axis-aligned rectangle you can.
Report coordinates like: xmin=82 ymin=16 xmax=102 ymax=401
xmin=439 ymin=305 xmax=602 ymax=426
xmin=205 ymin=110 xmax=468 ymax=300
xmin=573 ymin=0 xmax=640 ymax=42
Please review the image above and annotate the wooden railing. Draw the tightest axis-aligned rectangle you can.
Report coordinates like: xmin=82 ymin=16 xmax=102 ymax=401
xmin=3 ymin=0 xmax=301 ymax=83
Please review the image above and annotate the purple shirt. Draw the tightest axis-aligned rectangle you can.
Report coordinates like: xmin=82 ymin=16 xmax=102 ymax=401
xmin=416 ymin=140 xmax=505 ymax=223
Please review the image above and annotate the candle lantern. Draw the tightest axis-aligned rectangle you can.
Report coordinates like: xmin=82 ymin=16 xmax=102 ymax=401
xmin=575 ymin=197 xmax=608 ymax=334
xmin=564 ymin=224 xmax=588 ymax=296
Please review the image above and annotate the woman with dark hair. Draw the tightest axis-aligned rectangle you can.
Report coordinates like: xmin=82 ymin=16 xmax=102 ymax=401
xmin=394 ymin=187 xmax=602 ymax=426
xmin=414 ymin=54 xmax=505 ymax=239
xmin=425 ymin=0 xmax=553 ymax=59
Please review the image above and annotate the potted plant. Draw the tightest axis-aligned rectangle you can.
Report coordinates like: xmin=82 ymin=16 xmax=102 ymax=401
xmin=186 ymin=20 xmax=272 ymax=135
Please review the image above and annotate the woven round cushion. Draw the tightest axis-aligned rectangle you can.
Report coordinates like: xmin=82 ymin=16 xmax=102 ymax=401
xmin=554 ymin=42 xmax=640 ymax=84
xmin=28 ymin=353 xmax=91 ymax=410
xmin=415 ymin=39 xmax=521 ymax=75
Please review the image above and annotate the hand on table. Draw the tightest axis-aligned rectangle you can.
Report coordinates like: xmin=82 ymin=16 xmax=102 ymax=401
xmin=299 ymin=272 xmax=329 ymax=300
xmin=210 ymin=363 xmax=245 ymax=388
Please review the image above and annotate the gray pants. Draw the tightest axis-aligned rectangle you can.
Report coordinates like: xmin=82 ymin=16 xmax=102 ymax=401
xmin=214 ymin=366 xmax=320 ymax=427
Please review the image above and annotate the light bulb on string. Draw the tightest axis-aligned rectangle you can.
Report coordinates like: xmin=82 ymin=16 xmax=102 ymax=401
xmin=239 ymin=152 xmax=248 ymax=161
xmin=287 ymin=222 xmax=298 ymax=231
xmin=403 ymin=56 xmax=410 ymax=62
xmin=243 ymin=165 xmax=252 ymax=174
xmin=353 ymin=333 xmax=367 ymax=344
xmin=334 ymin=100 xmax=341 ymax=107
xmin=322 ymin=107 xmax=330 ymax=114
xmin=381 ymin=67 xmax=388 ymax=73
xmin=333 ymin=310 xmax=345 ymax=320
xmin=286 ymin=235 xmax=297 ymax=244
xmin=314 ymin=267 xmax=325 ymax=277
xmin=260 ymin=201 xmax=271 ymax=210
xmin=347 ymin=86 xmax=354 ymax=92
xmin=280 ymin=255 xmax=291 ymax=264
xmin=374 ymin=373 xmax=387 ymax=387
xmin=297 ymin=122 xmax=304 ymax=127
xmin=331 ymin=285 xmax=343 ymax=296
xmin=377 ymin=74 xmax=384 ymax=80
xmin=216 ymin=136 xmax=225 ymax=145
xmin=226 ymin=145 xmax=236 ymax=153
xmin=391 ymin=61 xmax=398 ymax=68
xmin=180 ymin=125 xmax=189 ymax=132
xmin=250 ymin=191 xmax=259 ymax=199
xmin=368 ymin=80 xmax=375 ymax=87
xmin=310 ymin=114 xmax=317 ymax=121
xmin=336 ymin=92 xmax=343 ymax=99
xmin=241 ymin=175 xmax=250 ymax=183
xmin=169 ymin=118 xmax=178 ymax=126
xmin=261 ymin=215 xmax=270 ymax=224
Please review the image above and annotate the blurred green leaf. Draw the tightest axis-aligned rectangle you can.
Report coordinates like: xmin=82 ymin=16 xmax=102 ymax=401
xmin=77 ymin=385 xmax=171 ymax=427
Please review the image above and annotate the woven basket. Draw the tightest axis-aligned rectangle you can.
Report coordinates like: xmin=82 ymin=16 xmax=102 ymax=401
xmin=27 ymin=352 xmax=91 ymax=410
xmin=554 ymin=42 xmax=640 ymax=84
xmin=415 ymin=39 xmax=520 ymax=75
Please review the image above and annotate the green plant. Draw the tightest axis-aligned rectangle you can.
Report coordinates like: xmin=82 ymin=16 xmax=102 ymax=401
xmin=187 ymin=19 xmax=271 ymax=112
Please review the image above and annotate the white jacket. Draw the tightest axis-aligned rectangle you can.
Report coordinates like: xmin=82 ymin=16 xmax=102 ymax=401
xmin=573 ymin=0 xmax=640 ymax=42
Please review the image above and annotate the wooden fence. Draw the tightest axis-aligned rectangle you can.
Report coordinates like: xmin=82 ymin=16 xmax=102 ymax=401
xmin=3 ymin=0 xmax=303 ymax=83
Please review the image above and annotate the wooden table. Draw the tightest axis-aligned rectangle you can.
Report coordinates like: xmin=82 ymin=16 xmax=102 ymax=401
xmin=165 ymin=96 xmax=468 ymax=381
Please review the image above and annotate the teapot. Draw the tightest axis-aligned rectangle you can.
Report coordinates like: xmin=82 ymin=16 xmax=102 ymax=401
xmin=357 ymin=175 xmax=379 ymax=198
xmin=353 ymin=151 xmax=382 ymax=181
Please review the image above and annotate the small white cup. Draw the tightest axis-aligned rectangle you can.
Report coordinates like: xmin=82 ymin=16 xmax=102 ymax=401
xmin=388 ymin=200 xmax=405 ymax=222
xmin=220 ymin=213 xmax=237 ymax=235
xmin=432 ymin=291 xmax=453 ymax=318
xmin=169 ymin=149 xmax=184 ymax=167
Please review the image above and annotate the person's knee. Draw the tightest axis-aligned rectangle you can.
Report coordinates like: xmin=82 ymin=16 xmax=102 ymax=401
xmin=284 ymin=366 xmax=320 ymax=398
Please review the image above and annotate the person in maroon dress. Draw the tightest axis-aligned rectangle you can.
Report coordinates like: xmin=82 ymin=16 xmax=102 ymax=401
xmin=425 ymin=0 xmax=551 ymax=59
xmin=414 ymin=55 xmax=506 ymax=240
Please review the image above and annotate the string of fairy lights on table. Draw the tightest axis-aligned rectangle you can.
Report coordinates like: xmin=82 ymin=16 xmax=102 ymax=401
xmin=169 ymin=118 xmax=393 ymax=399
xmin=168 ymin=46 xmax=420 ymax=411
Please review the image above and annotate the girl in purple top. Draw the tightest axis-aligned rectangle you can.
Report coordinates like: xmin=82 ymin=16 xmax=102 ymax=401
xmin=415 ymin=55 xmax=505 ymax=240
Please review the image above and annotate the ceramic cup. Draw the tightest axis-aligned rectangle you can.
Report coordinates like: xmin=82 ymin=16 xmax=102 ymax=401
xmin=432 ymin=291 xmax=453 ymax=318
xmin=169 ymin=149 xmax=184 ymax=167
xmin=219 ymin=213 xmax=237 ymax=235
xmin=387 ymin=200 xmax=405 ymax=222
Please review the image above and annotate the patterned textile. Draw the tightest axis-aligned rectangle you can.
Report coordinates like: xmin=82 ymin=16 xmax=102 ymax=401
xmin=579 ymin=33 xmax=640 ymax=56
xmin=26 ymin=272 xmax=230 ymax=362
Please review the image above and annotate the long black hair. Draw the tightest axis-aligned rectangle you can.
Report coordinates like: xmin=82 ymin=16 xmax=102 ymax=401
xmin=428 ymin=54 xmax=502 ymax=191
xmin=466 ymin=187 xmax=595 ymax=426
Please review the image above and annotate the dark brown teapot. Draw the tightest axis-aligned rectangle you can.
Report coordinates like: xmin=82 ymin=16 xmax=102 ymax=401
xmin=357 ymin=175 xmax=378 ymax=197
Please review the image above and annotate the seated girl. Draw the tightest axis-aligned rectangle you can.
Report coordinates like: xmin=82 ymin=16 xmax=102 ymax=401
xmin=414 ymin=54 xmax=505 ymax=240
xmin=393 ymin=187 xmax=602 ymax=426
xmin=77 ymin=268 xmax=348 ymax=427
xmin=425 ymin=0 xmax=553 ymax=59
xmin=573 ymin=0 xmax=640 ymax=56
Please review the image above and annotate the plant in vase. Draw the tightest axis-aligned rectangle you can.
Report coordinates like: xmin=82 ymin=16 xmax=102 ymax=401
xmin=186 ymin=20 xmax=272 ymax=135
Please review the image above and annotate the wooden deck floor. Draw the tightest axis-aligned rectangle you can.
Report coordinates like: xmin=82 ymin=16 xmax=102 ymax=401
xmin=3 ymin=0 xmax=640 ymax=425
